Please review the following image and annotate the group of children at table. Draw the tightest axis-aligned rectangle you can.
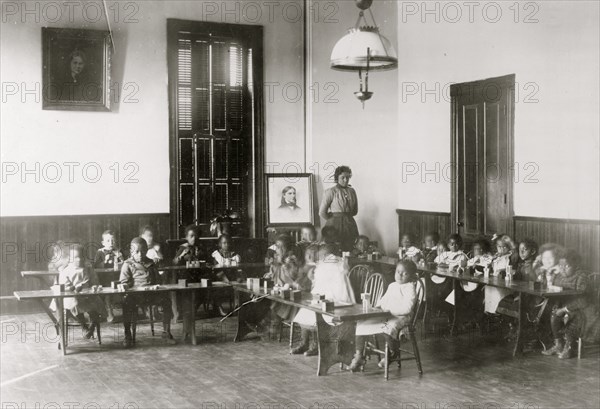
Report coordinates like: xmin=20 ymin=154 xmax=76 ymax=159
xmin=49 ymin=225 xmax=243 ymax=347
xmin=393 ymin=231 xmax=599 ymax=360
xmin=48 ymin=223 xmax=597 ymax=363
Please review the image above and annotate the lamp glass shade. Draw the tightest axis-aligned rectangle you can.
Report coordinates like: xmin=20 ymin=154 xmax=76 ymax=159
xmin=330 ymin=27 xmax=397 ymax=71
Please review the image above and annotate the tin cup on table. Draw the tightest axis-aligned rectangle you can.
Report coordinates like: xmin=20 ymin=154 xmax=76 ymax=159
xmin=361 ymin=293 xmax=371 ymax=312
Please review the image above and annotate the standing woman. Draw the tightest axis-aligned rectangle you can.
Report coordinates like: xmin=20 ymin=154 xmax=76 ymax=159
xmin=319 ymin=165 xmax=358 ymax=251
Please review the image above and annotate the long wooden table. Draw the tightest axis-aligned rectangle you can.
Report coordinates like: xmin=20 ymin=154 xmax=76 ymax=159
xmin=14 ymin=282 xmax=230 ymax=355
xmin=22 ymin=263 xmax=267 ymax=322
xmin=348 ymin=256 xmax=583 ymax=356
xmin=232 ymin=283 xmax=392 ymax=376
xmin=419 ymin=267 xmax=582 ymax=356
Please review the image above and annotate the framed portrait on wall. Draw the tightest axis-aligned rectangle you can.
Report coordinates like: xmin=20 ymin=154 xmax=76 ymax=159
xmin=266 ymin=173 xmax=315 ymax=226
xmin=42 ymin=27 xmax=112 ymax=111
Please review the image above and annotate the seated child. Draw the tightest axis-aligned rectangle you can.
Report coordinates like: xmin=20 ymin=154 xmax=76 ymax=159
xmin=514 ymin=238 xmax=538 ymax=281
xmin=212 ymin=234 xmax=241 ymax=267
xmin=120 ymin=238 xmax=175 ymax=347
xmin=430 ymin=235 xmax=466 ymax=317
xmin=533 ymin=243 xmax=563 ymax=285
xmin=319 ymin=226 xmax=340 ymax=247
xmin=495 ymin=239 xmax=539 ymax=325
xmin=271 ymin=255 xmax=312 ymax=324
xmin=421 ymin=232 xmax=440 ymax=264
xmin=467 ymin=238 xmax=493 ymax=269
xmin=491 ymin=234 xmax=517 ymax=276
xmin=211 ymin=234 xmax=243 ymax=316
xmin=350 ymin=260 xmax=418 ymax=371
xmin=398 ymin=233 xmax=422 ymax=262
xmin=93 ymin=230 xmax=124 ymax=322
xmin=291 ymin=243 xmax=355 ymax=356
xmin=300 ymin=244 xmax=319 ymax=285
xmin=59 ymin=244 xmax=106 ymax=339
xmin=542 ymin=249 xmax=593 ymax=359
xmin=296 ymin=225 xmax=318 ymax=256
xmin=93 ymin=230 xmax=124 ymax=269
xmin=173 ymin=224 xmax=205 ymax=265
xmin=48 ymin=240 xmax=69 ymax=272
xmin=140 ymin=225 xmax=163 ymax=264
xmin=352 ymin=235 xmax=371 ymax=258
xmin=434 ymin=234 xmax=468 ymax=269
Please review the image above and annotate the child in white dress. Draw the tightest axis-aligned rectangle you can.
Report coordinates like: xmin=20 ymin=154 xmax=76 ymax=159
xmin=59 ymin=244 xmax=106 ymax=339
xmin=291 ymin=244 xmax=355 ymax=356
xmin=349 ymin=260 xmax=418 ymax=371
xmin=397 ymin=233 xmax=422 ymax=262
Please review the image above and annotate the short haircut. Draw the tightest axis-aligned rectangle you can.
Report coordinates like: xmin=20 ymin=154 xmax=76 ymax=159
xmin=397 ymin=259 xmax=418 ymax=281
xmin=493 ymin=234 xmax=516 ymax=250
xmin=425 ymin=231 xmax=440 ymax=243
xmin=275 ymin=233 xmax=293 ymax=249
xmin=302 ymin=225 xmax=317 ymax=235
xmin=102 ymin=230 xmax=116 ymax=238
xmin=334 ymin=165 xmax=352 ymax=182
xmin=401 ymin=233 xmax=414 ymax=240
xmin=184 ymin=224 xmax=198 ymax=236
xmin=562 ymin=248 xmax=582 ymax=268
xmin=318 ymin=243 xmax=339 ymax=260
xmin=139 ymin=225 xmax=154 ymax=235
xmin=130 ymin=237 xmax=148 ymax=252
xmin=304 ymin=243 xmax=319 ymax=261
xmin=356 ymin=235 xmax=370 ymax=243
xmin=218 ymin=233 xmax=232 ymax=243
xmin=448 ymin=233 xmax=463 ymax=247
xmin=539 ymin=243 xmax=564 ymax=260
xmin=519 ymin=238 xmax=539 ymax=255
xmin=473 ymin=237 xmax=492 ymax=254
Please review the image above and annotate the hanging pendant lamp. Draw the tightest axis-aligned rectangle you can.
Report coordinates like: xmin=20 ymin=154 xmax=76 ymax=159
xmin=330 ymin=0 xmax=398 ymax=107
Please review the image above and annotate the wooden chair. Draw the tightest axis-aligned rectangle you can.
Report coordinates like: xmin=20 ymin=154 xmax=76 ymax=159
xmin=365 ymin=277 xmax=425 ymax=380
xmin=348 ymin=264 xmax=371 ymax=303
xmin=363 ymin=273 xmax=386 ymax=361
xmin=576 ymin=272 xmax=600 ymax=359
xmin=64 ymin=311 xmax=102 ymax=348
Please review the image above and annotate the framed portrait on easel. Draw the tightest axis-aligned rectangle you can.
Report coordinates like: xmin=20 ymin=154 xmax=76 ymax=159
xmin=265 ymin=173 xmax=315 ymax=227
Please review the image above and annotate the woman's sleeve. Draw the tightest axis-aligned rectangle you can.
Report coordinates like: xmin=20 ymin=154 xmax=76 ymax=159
xmin=319 ymin=188 xmax=334 ymax=220
xmin=350 ymin=188 xmax=358 ymax=216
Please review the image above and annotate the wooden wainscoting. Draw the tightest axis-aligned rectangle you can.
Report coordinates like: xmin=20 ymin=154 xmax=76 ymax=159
xmin=514 ymin=216 xmax=600 ymax=272
xmin=396 ymin=209 xmax=451 ymax=246
xmin=0 ymin=213 xmax=170 ymax=314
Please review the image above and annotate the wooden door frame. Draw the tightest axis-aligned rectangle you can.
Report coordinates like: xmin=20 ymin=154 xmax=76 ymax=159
xmin=166 ymin=19 xmax=265 ymax=239
xmin=450 ymin=74 xmax=515 ymax=238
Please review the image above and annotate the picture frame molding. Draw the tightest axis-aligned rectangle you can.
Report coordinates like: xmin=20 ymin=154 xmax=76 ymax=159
xmin=265 ymin=172 xmax=315 ymax=228
xmin=42 ymin=27 xmax=112 ymax=112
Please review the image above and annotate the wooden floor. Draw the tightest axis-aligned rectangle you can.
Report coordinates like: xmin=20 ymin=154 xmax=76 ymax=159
xmin=1 ymin=313 xmax=599 ymax=409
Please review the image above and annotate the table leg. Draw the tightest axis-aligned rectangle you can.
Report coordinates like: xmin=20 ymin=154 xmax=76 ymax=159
xmin=37 ymin=299 xmax=59 ymax=326
xmin=315 ymin=313 xmax=356 ymax=376
xmin=169 ymin=272 xmax=179 ymax=324
xmin=233 ymin=290 xmax=269 ymax=342
xmin=449 ymin=279 xmax=458 ymax=336
xmin=513 ymin=292 xmax=525 ymax=357
xmin=56 ymin=298 xmax=66 ymax=356
xmin=191 ymin=291 xmax=197 ymax=346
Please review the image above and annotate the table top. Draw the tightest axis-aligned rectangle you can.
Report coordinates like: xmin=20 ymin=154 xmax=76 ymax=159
xmin=419 ymin=267 xmax=583 ymax=297
xmin=232 ymin=284 xmax=391 ymax=322
xmin=347 ymin=255 xmax=398 ymax=267
xmin=14 ymin=282 xmax=231 ymax=300
xmin=21 ymin=262 xmax=267 ymax=278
